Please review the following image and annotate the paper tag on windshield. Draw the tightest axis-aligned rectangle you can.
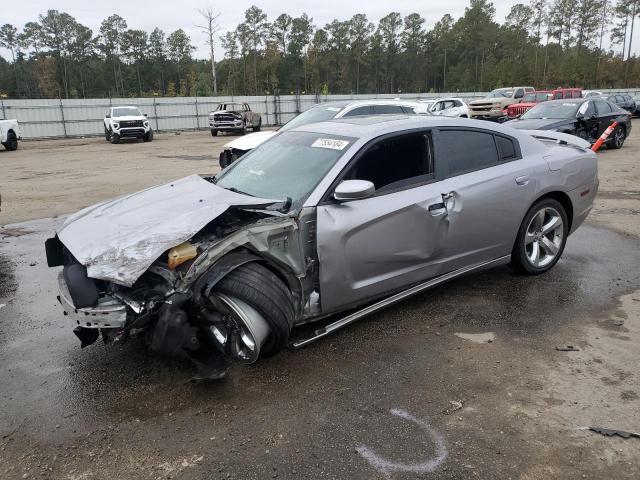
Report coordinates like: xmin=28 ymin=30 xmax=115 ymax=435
xmin=312 ymin=138 xmax=349 ymax=150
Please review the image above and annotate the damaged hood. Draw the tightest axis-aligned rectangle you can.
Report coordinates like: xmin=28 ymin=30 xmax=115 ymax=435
xmin=58 ymin=175 xmax=278 ymax=286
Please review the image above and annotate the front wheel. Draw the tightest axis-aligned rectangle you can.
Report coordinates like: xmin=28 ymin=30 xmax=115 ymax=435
xmin=109 ymin=132 xmax=120 ymax=144
xmin=104 ymin=127 xmax=111 ymax=141
xmin=3 ymin=132 xmax=18 ymax=151
xmin=143 ymin=129 xmax=154 ymax=142
xmin=200 ymin=263 xmax=294 ymax=363
xmin=510 ymin=198 xmax=568 ymax=275
xmin=211 ymin=129 xmax=218 ymax=137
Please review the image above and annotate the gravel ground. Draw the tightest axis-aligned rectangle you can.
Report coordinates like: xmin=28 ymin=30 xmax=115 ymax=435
xmin=0 ymin=122 xmax=639 ymax=479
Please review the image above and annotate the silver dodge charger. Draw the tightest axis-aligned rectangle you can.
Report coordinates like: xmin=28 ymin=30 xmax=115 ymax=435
xmin=46 ymin=115 xmax=598 ymax=378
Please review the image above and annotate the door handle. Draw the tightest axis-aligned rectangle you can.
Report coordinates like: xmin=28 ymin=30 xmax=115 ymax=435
xmin=428 ymin=202 xmax=447 ymax=216
xmin=515 ymin=175 xmax=530 ymax=186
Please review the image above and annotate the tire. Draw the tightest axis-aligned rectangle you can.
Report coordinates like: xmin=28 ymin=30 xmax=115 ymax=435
xmin=254 ymin=119 xmax=262 ymax=132
xmin=109 ymin=133 xmax=120 ymax=144
xmin=510 ymin=198 xmax=568 ymax=275
xmin=239 ymin=123 xmax=246 ymax=135
xmin=219 ymin=151 xmax=229 ymax=169
xmin=211 ymin=129 xmax=218 ymax=137
xmin=214 ymin=263 xmax=294 ymax=357
xmin=143 ymin=129 xmax=154 ymax=142
xmin=607 ymin=125 xmax=626 ymax=149
xmin=3 ymin=132 xmax=18 ymax=151
xmin=104 ymin=127 xmax=111 ymax=141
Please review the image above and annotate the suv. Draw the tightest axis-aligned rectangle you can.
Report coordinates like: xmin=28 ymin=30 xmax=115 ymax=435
xmin=468 ymin=86 xmax=534 ymax=121
xmin=428 ymin=97 xmax=469 ymax=117
xmin=506 ymin=88 xmax=582 ymax=118
xmin=217 ymin=99 xmax=429 ymax=168
xmin=104 ymin=106 xmax=153 ymax=143
xmin=209 ymin=103 xmax=262 ymax=136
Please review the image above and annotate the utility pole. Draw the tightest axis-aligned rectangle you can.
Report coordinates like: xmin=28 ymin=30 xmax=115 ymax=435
xmin=443 ymin=48 xmax=447 ymax=93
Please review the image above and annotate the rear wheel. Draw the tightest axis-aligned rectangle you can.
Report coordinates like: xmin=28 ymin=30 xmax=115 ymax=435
xmin=254 ymin=118 xmax=262 ymax=131
xmin=200 ymin=263 xmax=294 ymax=362
xmin=3 ymin=132 xmax=18 ymax=151
xmin=608 ymin=125 xmax=626 ymax=149
xmin=510 ymin=198 xmax=568 ymax=275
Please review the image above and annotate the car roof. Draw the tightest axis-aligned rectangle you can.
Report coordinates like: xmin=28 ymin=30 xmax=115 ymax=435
xmin=289 ymin=114 xmax=532 ymax=142
xmin=432 ymin=97 xmax=465 ymax=102
xmin=318 ymin=99 xmax=422 ymax=109
xmin=112 ymin=105 xmax=139 ymax=109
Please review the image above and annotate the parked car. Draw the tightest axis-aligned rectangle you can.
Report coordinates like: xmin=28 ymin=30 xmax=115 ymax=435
xmin=217 ymin=99 xmax=429 ymax=168
xmin=0 ymin=119 xmax=20 ymax=151
xmin=209 ymin=102 xmax=262 ymax=136
xmin=104 ymin=106 xmax=153 ymax=143
xmin=468 ymin=86 xmax=535 ymax=121
xmin=582 ymin=90 xmax=603 ymax=98
xmin=506 ymin=88 xmax=582 ymax=118
xmin=428 ymin=97 xmax=469 ymax=117
xmin=46 ymin=115 xmax=597 ymax=378
xmin=505 ymin=97 xmax=632 ymax=149
xmin=606 ymin=94 xmax=636 ymax=114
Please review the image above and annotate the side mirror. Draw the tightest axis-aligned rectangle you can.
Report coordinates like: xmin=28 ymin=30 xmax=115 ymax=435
xmin=333 ymin=180 xmax=375 ymax=202
xmin=144 ymin=113 xmax=148 ymax=117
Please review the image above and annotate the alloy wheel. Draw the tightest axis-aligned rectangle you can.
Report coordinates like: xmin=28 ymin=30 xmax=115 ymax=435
xmin=613 ymin=127 xmax=624 ymax=148
xmin=524 ymin=207 xmax=564 ymax=268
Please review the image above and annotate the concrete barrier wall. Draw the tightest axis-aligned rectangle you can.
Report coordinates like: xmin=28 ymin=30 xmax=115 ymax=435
xmin=1 ymin=89 xmax=639 ymax=140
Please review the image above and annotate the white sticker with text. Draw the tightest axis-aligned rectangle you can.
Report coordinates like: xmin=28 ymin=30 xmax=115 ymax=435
xmin=311 ymin=138 xmax=349 ymax=150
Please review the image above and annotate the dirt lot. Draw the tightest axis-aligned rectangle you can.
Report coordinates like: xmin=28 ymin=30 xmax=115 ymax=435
xmin=1 ymin=123 xmax=639 ymax=479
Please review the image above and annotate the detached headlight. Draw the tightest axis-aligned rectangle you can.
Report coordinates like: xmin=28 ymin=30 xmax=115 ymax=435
xmin=168 ymin=242 xmax=198 ymax=269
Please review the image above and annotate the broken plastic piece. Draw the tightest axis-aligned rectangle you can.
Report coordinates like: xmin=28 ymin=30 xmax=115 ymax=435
xmin=588 ymin=427 xmax=640 ymax=439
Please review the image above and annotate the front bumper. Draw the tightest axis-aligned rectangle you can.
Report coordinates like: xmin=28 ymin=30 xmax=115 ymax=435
xmin=210 ymin=120 xmax=244 ymax=130
xmin=114 ymin=127 xmax=149 ymax=137
xmin=57 ymin=272 xmax=128 ymax=329
xmin=469 ymin=112 xmax=508 ymax=122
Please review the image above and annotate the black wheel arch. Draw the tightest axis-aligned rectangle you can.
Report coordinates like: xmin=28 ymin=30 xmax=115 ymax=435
xmin=528 ymin=191 xmax=574 ymax=233
xmin=192 ymin=248 xmax=304 ymax=318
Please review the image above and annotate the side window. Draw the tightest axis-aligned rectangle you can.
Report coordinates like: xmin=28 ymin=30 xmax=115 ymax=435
xmin=431 ymin=102 xmax=443 ymax=112
xmin=514 ymin=88 xmax=524 ymax=99
xmin=594 ymin=100 xmax=612 ymax=114
xmin=454 ymin=100 xmax=464 ymax=107
xmin=438 ymin=129 xmax=500 ymax=176
xmin=373 ymin=104 xmax=406 ymax=114
xmin=343 ymin=106 xmax=372 ymax=117
xmin=581 ymin=101 xmax=596 ymax=117
xmin=615 ymin=95 xmax=625 ymax=103
xmin=554 ymin=92 xmax=563 ymax=100
xmin=443 ymin=101 xmax=455 ymax=109
xmin=344 ymin=133 xmax=434 ymax=193
xmin=495 ymin=135 xmax=519 ymax=161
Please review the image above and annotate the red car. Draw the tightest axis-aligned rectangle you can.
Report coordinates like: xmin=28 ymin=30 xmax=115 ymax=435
xmin=506 ymin=88 xmax=582 ymax=118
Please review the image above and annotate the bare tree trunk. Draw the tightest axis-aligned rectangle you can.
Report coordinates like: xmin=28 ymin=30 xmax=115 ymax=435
xmin=196 ymin=7 xmax=221 ymax=94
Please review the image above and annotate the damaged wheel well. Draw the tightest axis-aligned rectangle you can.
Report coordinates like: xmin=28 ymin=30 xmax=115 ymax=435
xmin=191 ymin=249 xmax=303 ymax=317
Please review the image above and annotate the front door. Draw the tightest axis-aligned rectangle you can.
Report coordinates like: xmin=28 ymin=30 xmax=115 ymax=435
xmin=316 ymin=131 xmax=451 ymax=312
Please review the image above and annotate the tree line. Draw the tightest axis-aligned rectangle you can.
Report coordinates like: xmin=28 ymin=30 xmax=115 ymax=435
xmin=0 ymin=0 xmax=639 ymax=99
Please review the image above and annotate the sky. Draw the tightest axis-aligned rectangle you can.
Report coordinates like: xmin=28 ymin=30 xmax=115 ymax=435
xmin=0 ymin=0 xmax=637 ymax=61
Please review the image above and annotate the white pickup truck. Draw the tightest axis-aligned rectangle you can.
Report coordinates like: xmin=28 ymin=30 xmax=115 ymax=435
xmin=1 ymin=119 xmax=21 ymax=151
xmin=104 ymin=106 xmax=153 ymax=143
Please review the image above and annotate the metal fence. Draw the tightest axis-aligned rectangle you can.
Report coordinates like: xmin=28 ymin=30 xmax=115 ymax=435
xmin=1 ymin=89 xmax=639 ymax=140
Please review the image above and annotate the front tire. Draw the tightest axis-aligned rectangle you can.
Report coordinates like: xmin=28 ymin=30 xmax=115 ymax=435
xmin=104 ymin=127 xmax=111 ymax=141
xmin=211 ymin=129 xmax=218 ymax=137
xmin=109 ymin=133 xmax=120 ymax=144
xmin=206 ymin=263 xmax=294 ymax=360
xmin=3 ymin=132 xmax=18 ymax=151
xmin=510 ymin=198 xmax=568 ymax=275
xmin=143 ymin=129 xmax=154 ymax=142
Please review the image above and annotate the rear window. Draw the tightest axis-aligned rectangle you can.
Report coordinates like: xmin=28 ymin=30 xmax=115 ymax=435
xmin=372 ymin=105 xmax=405 ymax=114
xmin=439 ymin=129 xmax=500 ymax=176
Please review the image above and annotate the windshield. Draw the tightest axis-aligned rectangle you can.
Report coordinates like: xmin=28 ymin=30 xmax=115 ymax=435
xmin=488 ymin=89 xmax=512 ymax=98
xmin=523 ymin=92 xmax=549 ymax=102
xmin=217 ymin=103 xmax=243 ymax=111
xmin=520 ymin=101 xmax=580 ymax=120
xmin=112 ymin=107 xmax=142 ymax=117
xmin=280 ymin=105 xmax=343 ymax=132
xmin=215 ymin=131 xmax=354 ymax=206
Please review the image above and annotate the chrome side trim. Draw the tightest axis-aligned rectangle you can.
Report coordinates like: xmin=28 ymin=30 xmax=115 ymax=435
xmin=291 ymin=255 xmax=511 ymax=349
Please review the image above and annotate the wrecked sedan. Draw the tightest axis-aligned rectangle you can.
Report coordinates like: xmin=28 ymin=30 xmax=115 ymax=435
xmin=46 ymin=116 xmax=597 ymax=378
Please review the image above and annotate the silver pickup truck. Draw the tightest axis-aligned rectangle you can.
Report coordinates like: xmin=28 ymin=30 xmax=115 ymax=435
xmin=209 ymin=102 xmax=262 ymax=136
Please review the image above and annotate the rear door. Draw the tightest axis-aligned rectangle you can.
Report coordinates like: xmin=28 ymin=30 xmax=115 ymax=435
xmin=593 ymin=99 xmax=616 ymax=136
xmin=430 ymin=127 xmax=536 ymax=270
